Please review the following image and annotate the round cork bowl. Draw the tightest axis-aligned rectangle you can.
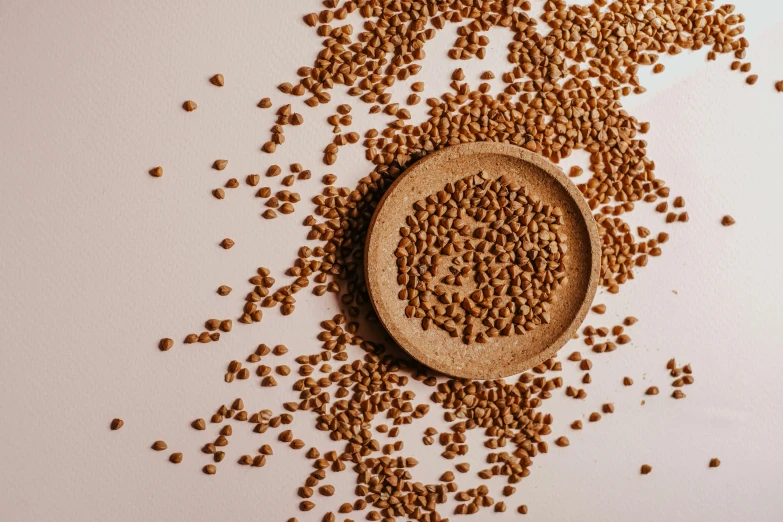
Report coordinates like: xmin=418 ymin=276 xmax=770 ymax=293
xmin=365 ymin=142 xmax=600 ymax=379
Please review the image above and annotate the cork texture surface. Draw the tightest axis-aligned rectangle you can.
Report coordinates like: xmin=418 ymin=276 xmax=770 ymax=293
xmin=365 ymin=143 xmax=600 ymax=379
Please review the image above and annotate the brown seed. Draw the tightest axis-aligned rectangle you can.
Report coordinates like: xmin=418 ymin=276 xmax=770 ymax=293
xmin=455 ymin=463 xmax=470 ymax=473
xmin=203 ymin=464 xmax=216 ymax=475
xmin=169 ymin=452 xmax=183 ymax=463
xmin=215 ymin=285 xmax=232 ymax=297
xmin=640 ymin=464 xmax=652 ymax=475
xmin=319 ymin=485 xmax=335 ymax=496
xmin=518 ymin=505 xmax=528 ymax=514
xmin=110 ymin=418 xmax=124 ymax=430
xmin=236 ymin=454 xmax=253 ymax=466
xmin=258 ymin=98 xmax=271 ymax=108
xmin=220 ymin=238 xmax=234 ymax=249
xmin=303 ymin=12 xmax=318 ymax=26
xmin=209 ymin=74 xmax=224 ymax=87
xmin=746 ymin=75 xmax=758 ymax=85
xmin=646 ymin=386 xmax=659 ymax=396
xmin=247 ymin=455 xmax=265 ymax=467
xmin=158 ymin=338 xmax=173 ymax=352
xmin=555 ymin=436 xmax=570 ymax=447
xmin=709 ymin=458 xmax=721 ymax=468
xmin=257 ymin=444 xmax=273 ymax=456
xmin=183 ymin=100 xmax=197 ymax=112
xmin=672 ymin=390 xmax=686 ymax=399
xmin=440 ymin=471 xmax=455 ymax=482
xmin=623 ymin=377 xmax=633 ymax=386
xmin=213 ymin=159 xmax=228 ymax=171
xmin=205 ymin=319 xmax=220 ymax=331
xmin=149 ymin=166 xmax=163 ymax=178
xmin=300 ymin=501 xmax=315 ymax=512
xmin=589 ymin=412 xmax=601 ymax=422
xmin=721 ymin=215 xmax=735 ymax=226
xmin=151 ymin=441 xmax=167 ymax=451
xmin=212 ymin=188 xmax=225 ymax=199
xmin=592 ymin=304 xmax=606 ymax=314
xmin=602 ymin=403 xmax=615 ymax=414
xmin=571 ymin=420 xmax=582 ymax=430
xmin=776 ymin=81 xmax=783 ymax=93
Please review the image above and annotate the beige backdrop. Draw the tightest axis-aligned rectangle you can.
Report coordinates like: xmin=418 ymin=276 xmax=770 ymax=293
xmin=1 ymin=1 xmax=783 ymax=521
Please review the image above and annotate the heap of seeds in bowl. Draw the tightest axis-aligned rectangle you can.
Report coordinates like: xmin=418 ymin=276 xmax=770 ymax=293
xmin=396 ymin=171 xmax=567 ymax=344
xmin=138 ymin=0 xmax=750 ymax=518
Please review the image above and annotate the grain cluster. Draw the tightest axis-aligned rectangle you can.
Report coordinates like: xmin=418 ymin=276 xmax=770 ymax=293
xmin=396 ymin=171 xmax=567 ymax=343
xmin=137 ymin=0 xmax=748 ymax=518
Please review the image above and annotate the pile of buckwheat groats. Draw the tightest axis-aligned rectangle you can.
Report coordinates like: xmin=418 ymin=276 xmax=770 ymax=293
xmin=395 ymin=172 xmax=568 ymax=345
xmin=128 ymin=1 xmax=756 ymax=519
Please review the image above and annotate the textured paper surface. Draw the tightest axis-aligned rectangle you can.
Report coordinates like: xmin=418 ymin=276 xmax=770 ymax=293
xmin=1 ymin=1 xmax=783 ymax=520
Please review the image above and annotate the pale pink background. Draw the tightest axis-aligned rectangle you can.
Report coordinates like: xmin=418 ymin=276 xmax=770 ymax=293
xmin=2 ymin=1 xmax=783 ymax=521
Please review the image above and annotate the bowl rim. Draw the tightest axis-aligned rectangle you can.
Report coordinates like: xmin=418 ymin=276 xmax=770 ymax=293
xmin=364 ymin=142 xmax=601 ymax=379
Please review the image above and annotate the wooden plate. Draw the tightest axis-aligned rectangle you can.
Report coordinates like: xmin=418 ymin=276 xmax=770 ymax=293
xmin=364 ymin=142 xmax=600 ymax=379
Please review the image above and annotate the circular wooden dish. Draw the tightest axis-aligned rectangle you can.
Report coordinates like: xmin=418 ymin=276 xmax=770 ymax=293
xmin=365 ymin=142 xmax=600 ymax=379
